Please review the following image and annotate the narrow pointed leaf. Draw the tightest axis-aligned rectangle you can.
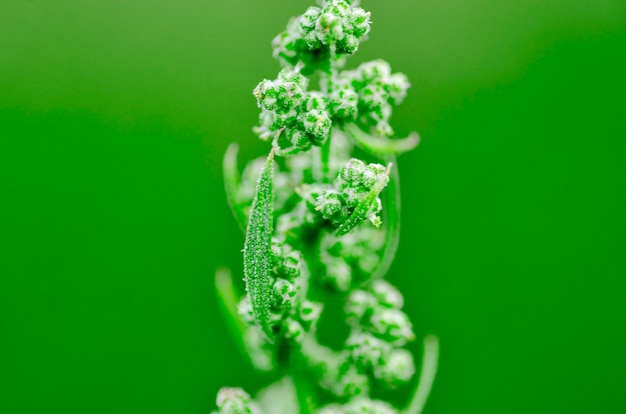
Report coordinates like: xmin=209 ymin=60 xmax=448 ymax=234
xmin=404 ymin=335 xmax=440 ymax=414
xmin=371 ymin=156 xmax=401 ymax=280
xmin=223 ymin=143 xmax=249 ymax=232
xmin=243 ymin=148 xmax=275 ymax=339
xmin=336 ymin=164 xmax=392 ymax=236
xmin=343 ymin=122 xmax=419 ymax=156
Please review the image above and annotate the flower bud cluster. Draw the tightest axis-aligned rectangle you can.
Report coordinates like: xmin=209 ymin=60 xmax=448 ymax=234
xmin=272 ymin=18 xmax=333 ymax=75
xmin=254 ymin=69 xmax=332 ymax=155
xmin=272 ymin=1 xmax=370 ymax=74
xmin=213 ymin=388 xmax=260 ymax=414
xmin=238 ymin=240 xmax=323 ymax=342
xmin=318 ymin=227 xmax=384 ymax=291
xmin=299 ymin=1 xmax=371 ymax=55
xmin=343 ymin=280 xmax=415 ymax=387
xmin=315 ymin=158 xmax=389 ymax=229
xmin=333 ymin=60 xmax=410 ymax=136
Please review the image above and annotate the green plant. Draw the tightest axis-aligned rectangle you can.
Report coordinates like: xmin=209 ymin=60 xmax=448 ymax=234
xmin=214 ymin=1 xmax=438 ymax=413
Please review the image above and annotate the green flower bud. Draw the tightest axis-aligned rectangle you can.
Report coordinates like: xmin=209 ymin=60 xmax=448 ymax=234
xmin=282 ymin=318 xmax=305 ymax=342
xmin=253 ymin=79 xmax=279 ymax=111
xmin=300 ymin=7 xmax=321 ymax=33
xmin=284 ymin=127 xmax=313 ymax=154
xmin=372 ymin=348 xmax=415 ymax=386
xmin=386 ymin=72 xmax=410 ymax=105
xmin=316 ymin=189 xmax=343 ymax=219
xmin=298 ymin=300 xmax=323 ymax=331
xmin=370 ymin=280 xmax=404 ymax=309
xmin=329 ymin=88 xmax=358 ymax=119
xmin=215 ymin=387 xmax=260 ymax=414
xmin=324 ymin=257 xmax=352 ymax=291
xmin=345 ymin=290 xmax=377 ymax=323
xmin=349 ymin=8 xmax=371 ymax=38
xmin=369 ymin=308 xmax=414 ymax=345
xmin=346 ymin=331 xmax=391 ymax=370
xmin=272 ymin=278 xmax=296 ymax=306
xmin=304 ymin=91 xmax=328 ymax=111
xmin=301 ymin=109 xmax=332 ymax=145
xmin=332 ymin=364 xmax=369 ymax=398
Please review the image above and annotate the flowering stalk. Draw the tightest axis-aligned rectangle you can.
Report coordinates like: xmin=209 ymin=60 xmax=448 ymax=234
xmin=214 ymin=1 xmax=438 ymax=413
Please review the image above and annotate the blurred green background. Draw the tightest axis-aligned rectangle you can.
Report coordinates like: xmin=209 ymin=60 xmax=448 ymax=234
xmin=1 ymin=1 xmax=625 ymax=413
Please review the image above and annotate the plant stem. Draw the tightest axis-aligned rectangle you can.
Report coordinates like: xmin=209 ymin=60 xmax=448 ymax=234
xmin=320 ymin=133 xmax=331 ymax=183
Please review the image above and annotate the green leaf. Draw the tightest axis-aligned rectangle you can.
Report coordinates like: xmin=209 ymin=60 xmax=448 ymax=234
xmin=371 ymin=156 xmax=401 ymax=280
xmin=336 ymin=163 xmax=391 ymax=236
xmin=223 ymin=143 xmax=249 ymax=232
xmin=243 ymin=148 xmax=275 ymax=339
xmin=343 ymin=122 xmax=419 ymax=156
xmin=403 ymin=335 xmax=440 ymax=414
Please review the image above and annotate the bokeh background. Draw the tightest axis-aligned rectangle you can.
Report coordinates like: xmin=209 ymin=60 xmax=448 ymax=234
xmin=1 ymin=1 xmax=625 ymax=413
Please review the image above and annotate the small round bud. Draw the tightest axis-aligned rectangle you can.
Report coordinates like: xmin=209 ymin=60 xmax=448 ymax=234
xmin=346 ymin=332 xmax=391 ymax=370
xmin=349 ymin=8 xmax=371 ymax=37
xmin=358 ymin=60 xmax=391 ymax=83
xmin=386 ymin=72 xmax=410 ymax=104
xmin=304 ymin=91 xmax=328 ymax=111
xmin=298 ymin=300 xmax=323 ymax=331
xmin=339 ymin=158 xmax=366 ymax=185
xmin=345 ymin=290 xmax=377 ymax=323
xmin=329 ymin=88 xmax=358 ymax=119
xmin=371 ymin=280 xmax=404 ymax=309
xmin=272 ymin=278 xmax=296 ymax=306
xmin=324 ymin=258 xmax=352 ymax=291
xmin=253 ymin=80 xmax=278 ymax=111
xmin=373 ymin=348 xmax=415 ymax=386
xmin=216 ymin=387 xmax=259 ymax=414
xmin=369 ymin=308 xmax=414 ymax=345
xmin=316 ymin=190 xmax=343 ymax=219
xmin=301 ymin=109 xmax=332 ymax=145
xmin=332 ymin=364 xmax=369 ymax=398
xmin=300 ymin=7 xmax=321 ymax=33
xmin=282 ymin=318 xmax=305 ymax=342
xmin=285 ymin=128 xmax=313 ymax=154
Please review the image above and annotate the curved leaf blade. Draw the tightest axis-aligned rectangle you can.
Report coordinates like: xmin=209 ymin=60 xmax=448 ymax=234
xmin=223 ymin=143 xmax=249 ymax=232
xmin=243 ymin=148 xmax=275 ymax=339
xmin=371 ymin=156 xmax=401 ymax=280
xmin=343 ymin=122 xmax=419 ymax=157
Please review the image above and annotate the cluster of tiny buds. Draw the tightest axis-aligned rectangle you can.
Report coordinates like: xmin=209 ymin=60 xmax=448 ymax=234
xmin=344 ymin=280 xmax=415 ymax=385
xmin=333 ymin=60 xmax=410 ymax=136
xmin=300 ymin=1 xmax=371 ymax=55
xmin=272 ymin=1 xmax=371 ymax=73
xmin=253 ymin=69 xmax=332 ymax=155
xmin=319 ymin=226 xmax=384 ymax=291
xmin=315 ymin=158 xmax=389 ymax=229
